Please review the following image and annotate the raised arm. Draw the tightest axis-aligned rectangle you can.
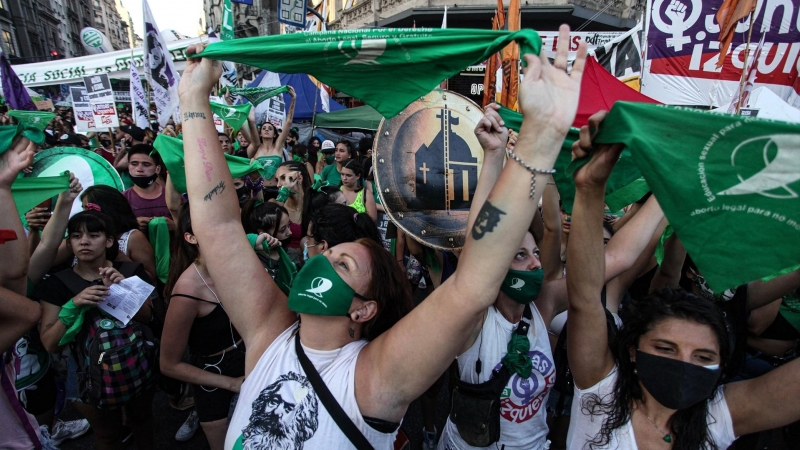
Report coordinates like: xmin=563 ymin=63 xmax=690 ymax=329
xmin=273 ymin=87 xmax=296 ymax=152
xmin=0 ymin=137 xmax=35 ymax=295
xmin=539 ymin=178 xmax=563 ymax=282
xmin=747 ymin=268 xmax=800 ymax=311
xmin=28 ymin=173 xmax=83 ymax=284
xmin=649 ymin=231 xmax=687 ymax=292
xmin=360 ymin=26 xmax=588 ymax=419
xmin=244 ymin=107 xmax=259 ymax=159
xmin=0 ymin=287 xmax=41 ymax=354
xmin=566 ymin=111 xmax=624 ymax=390
xmin=179 ymin=44 xmax=295 ymax=373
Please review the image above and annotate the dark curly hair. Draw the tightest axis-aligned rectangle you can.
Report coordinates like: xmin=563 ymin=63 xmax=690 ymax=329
xmin=583 ymin=289 xmax=730 ymax=450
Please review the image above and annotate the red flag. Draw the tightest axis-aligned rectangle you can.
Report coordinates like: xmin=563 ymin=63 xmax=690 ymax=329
xmin=500 ymin=0 xmax=520 ymax=109
xmin=482 ymin=14 xmax=501 ymax=106
xmin=716 ymin=0 xmax=757 ymax=68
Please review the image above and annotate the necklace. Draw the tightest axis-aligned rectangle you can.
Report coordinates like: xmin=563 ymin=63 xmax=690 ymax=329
xmin=638 ymin=403 xmax=672 ymax=443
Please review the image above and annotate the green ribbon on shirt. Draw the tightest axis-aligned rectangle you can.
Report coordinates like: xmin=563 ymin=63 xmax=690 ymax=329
xmin=148 ymin=217 xmax=170 ymax=284
xmin=501 ymin=332 xmax=532 ymax=379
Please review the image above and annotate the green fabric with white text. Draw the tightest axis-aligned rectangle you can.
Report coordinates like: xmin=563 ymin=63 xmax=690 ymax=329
xmin=594 ymin=102 xmax=800 ymax=291
xmin=199 ymin=28 xmax=542 ymax=118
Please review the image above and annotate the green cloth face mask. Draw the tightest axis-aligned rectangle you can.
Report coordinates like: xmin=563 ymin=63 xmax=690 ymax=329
xmin=288 ymin=254 xmax=367 ymax=316
xmin=324 ymin=155 xmax=335 ymax=165
xmin=500 ymin=268 xmax=544 ymax=304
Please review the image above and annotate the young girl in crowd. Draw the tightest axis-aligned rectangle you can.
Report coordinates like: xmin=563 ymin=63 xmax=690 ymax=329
xmin=274 ymin=161 xmax=312 ymax=252
xmin=161 ymin=203 xmax=245 ymax=450
xmin=247 ymin=87 xmax=297 ymax=178
xmin=339 ymin=158 xmax=377 ymax=222
xmin=178 ymin=24 xmax=583 ymax=449
xmin=319 ymin=139 xmax=358 ymax=187
xmin=35 ymin=211 xmax=158 ymax=450
xmin=241 ymin=199 xmax=293 ymax=279
xmin=80 ymin=185 xmax=157 ymax=279
xmin=565 ymin=111 xmax=800 ymax=449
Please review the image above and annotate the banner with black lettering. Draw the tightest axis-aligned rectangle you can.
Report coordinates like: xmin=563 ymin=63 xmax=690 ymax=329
xmin=591 ymin=23 xmax=643 ymax=91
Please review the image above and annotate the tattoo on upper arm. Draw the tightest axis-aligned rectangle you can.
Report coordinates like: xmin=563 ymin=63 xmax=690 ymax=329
xmin=183 ymin=111 xmax=206 ymax=121
xmin=204 ymin=181 xmax=225 ymax=201
xmin=472 ymin=201 xmax=506 ymax=240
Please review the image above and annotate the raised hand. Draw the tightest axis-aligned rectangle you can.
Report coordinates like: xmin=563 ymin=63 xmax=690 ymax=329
xmin=474 ymin=103 xmax=508 ymax=156
xmin=518 ymin=24 xmax=587 ymax=140
xmin=64 ymin=172 xmax=83 ymax=202
xmin=571 ymin=110 xmax=624 ymax=189
xmin=0 ymin=137 xmax=34 ymax=188
xmin=179 ymin=43 xmax=222 ymax=100
xmin=25 ymin=207 xmax=51 ymax=231
xmin=255 ymin=232 xmax=281 ymax=251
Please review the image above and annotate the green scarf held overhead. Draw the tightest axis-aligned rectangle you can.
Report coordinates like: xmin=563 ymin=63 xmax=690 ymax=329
xmin=593 ymin=102 xmax=800 ymax=292
xmin=501 ymin=333 xmax=532 ymax=379
xmin=8 ymin=110 xmax=55 ymax=146
xmin=199 ymin=28 xmax=542 ymax=118
xmin=153 ymin=134 xmax=265 ymax=193
xmin=209 ymin=101 xmax=252 ymax=133
xmin=148 ymin=217 xmax=170 ymax=284
xmin=227 ymin=85 xmax=290 ymax=107
xmin=57 ymin=299 xmax=93 ymax=346
xmin=496 ymin=104 xmax=647 ymax=213
xmin=245 ymin=233 xmax=297 ymax=296
xmin=11 ymin=172 xmax=71 ymax=215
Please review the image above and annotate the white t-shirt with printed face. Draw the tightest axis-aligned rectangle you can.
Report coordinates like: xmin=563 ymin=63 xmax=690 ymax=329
xmin=225 ymin=323 xmax=398 ymax=450
xmin=439 ymin=305 xmax=556 ymax=450
xmin=567 ymin=367 xmax=737 ymax=450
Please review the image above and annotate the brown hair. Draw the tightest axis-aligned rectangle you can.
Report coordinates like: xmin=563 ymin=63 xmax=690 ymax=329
xmin=357 ymin=238 xmax=413 ymax=340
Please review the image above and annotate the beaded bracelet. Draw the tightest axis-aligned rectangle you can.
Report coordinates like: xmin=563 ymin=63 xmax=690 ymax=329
xmin=506 ymin=148 xmax=556 ymax=199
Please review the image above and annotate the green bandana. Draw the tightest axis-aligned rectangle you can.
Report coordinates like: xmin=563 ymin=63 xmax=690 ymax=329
xmin=496 ymin=104 xmax=648 ymax=213
xmin=593 ymin=102 xmax=800 ymax=291
xmin=500 ymin=268 xmax=544 ymax=304
xmin=209 ymin=101 xmax=252 ymax=132
xmin=199 ymin=28 xmax=542 ymax=118
xmin=288 ymin=254 xmax=365 ymax=316
xmin=8 ymin=110 xmax=55 ymax=145
xmin=292 ymin=154 xmax=304 ymax=163
xmin=311 ymin=173 xmax=328 ymax=191
xmin=227 ymin=85 xmax=290 ymax=107
xmin=501 ymin=332 xmax=532 ymax=379
xmin=255 ymin=155 xmax=283 ymax=181
xmin=276 ymin=185 xmax=295 ymax=203
xmin=11 ymin=172 xmax=70 ymax=215
xmin=153 ymin=134 xmax=265 ymax=193
xmin=148 ymin=217 xmax=170 ymax=284
xmin=324 ymin=155 xmax=335 ymax=165
xmin=57 ymin=298 xmax=93 ymax=346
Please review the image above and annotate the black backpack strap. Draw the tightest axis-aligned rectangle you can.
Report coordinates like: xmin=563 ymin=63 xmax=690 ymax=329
xmin=54 ymin=269 xmax=93 ymax=297
xmin=488 ymin=304 xmax=534 ymax=393
xmin=295 ymin=333 xmax=374 ymax=450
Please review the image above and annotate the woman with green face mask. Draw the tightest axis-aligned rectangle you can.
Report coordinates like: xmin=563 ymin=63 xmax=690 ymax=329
xmin=178 ymin=27 xmax=597 ymax=449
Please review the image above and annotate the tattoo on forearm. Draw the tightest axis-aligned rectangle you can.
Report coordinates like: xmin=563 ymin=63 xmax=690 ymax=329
xmin=472 ymin=201 xmax=506 ymax=240
xmin=183 ymin=111 xmax=206 ymax=121
xmin=197 ymin=138 xmax=214 ymax=182
xmin=204 ymin=181 xmax=226 ymax=201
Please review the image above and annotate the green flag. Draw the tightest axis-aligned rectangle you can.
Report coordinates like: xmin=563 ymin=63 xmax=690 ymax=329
xmin=221 ymin=0 xmax=235 ymax=41
xmin=8 ymin=110 xmax=55 ymax=145
xmin=227 ymin=85 xmax=289 ymax=107
xmin=210 ymin=101 xmax=252 ymax=132
xmin=11 ymin=172 xmax=70 ymax=214
xmin=153 ymin=134 xmax=265 ymax=193
xmin=199 ymin=28 xmax=542 ymax=118
xmin=497 ymin=104 xmax=648 ymax=213
xmin=594 ymin=102 xmax=800 ymax=291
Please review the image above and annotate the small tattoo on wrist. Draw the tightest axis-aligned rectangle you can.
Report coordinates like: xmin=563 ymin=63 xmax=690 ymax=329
xmin=183 ymin=111 xmax=206 ymax=121
xmin=204 ymin=181 xmax=226 ymax=201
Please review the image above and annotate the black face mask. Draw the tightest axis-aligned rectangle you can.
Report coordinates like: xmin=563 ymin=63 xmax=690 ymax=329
xmin=100 ymin=139 xmax=112 ymax=147
xmin=236 ymin=186 xmax=249 ymax=204
xmin=636 ymin=350 xmax=721 ymax=410
xmin=130 ymin=173 xmax=158 ymax=188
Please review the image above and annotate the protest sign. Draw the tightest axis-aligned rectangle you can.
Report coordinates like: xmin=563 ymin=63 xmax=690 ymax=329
xmin=83 ymin=74 xmax=119 ymax=128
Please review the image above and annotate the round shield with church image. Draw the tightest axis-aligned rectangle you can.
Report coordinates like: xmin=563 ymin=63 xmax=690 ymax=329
xmin=374 ymin=90 xmax=485 ymax=250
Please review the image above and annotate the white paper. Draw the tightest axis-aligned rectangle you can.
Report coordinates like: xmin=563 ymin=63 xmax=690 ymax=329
xmin=99 ymin=276 xmax=155 ymax=326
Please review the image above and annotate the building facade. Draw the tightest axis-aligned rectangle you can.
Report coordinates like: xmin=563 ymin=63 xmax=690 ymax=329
xmin=91 ymin=0 xmax=129 ymax=50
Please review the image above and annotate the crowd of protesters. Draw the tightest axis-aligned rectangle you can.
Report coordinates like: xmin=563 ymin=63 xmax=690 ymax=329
xmin=1 ymin=25 xmax=800 ymax=450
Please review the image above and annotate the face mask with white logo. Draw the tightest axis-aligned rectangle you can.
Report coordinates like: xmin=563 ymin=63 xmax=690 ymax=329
xmin=500 ymin=268 xmax=544 ymax=304
xmin=287 ymin=254 xmax=369 ymax=316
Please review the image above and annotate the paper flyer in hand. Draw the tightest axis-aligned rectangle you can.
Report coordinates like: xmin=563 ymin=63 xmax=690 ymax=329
xmin=99 ymin=276 xmax=155 ymax=326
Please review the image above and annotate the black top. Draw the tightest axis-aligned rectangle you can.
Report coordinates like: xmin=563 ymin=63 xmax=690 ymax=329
xmin=170 ymin=294 xmax=242 ymax=357
xmin=33 ymin=261 xmax=152 ymax=308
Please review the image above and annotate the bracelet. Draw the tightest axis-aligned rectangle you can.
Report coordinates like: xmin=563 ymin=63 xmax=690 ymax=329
xmin=506 ymin=148 xmax=556 ymax=199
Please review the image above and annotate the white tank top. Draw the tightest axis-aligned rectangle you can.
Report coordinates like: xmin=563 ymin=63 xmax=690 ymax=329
xmin=118 ymin=229 xmax=135 ymax=255
xmin=225 ymin=322 xmax=398 ymax=450
xmin=440 ymin=305 xmax=555 ymax=450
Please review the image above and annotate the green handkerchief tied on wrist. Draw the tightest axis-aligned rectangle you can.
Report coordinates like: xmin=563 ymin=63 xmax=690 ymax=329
xmin=57 ymin=299 xmax=93 ymax=346
xmin=501 ymin=333 xmax=532 ymax=379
